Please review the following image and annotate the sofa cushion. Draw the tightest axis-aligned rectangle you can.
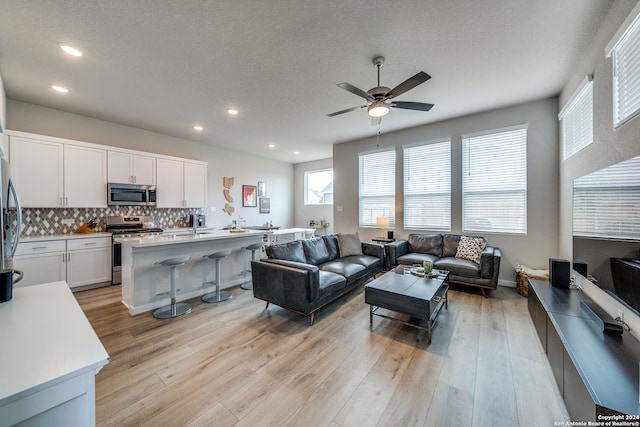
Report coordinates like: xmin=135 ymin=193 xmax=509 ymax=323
xmin=337 ymin=233 xmax=363 ymax=257
xmin=455 ymin=236 xmax=486 ymax=264
xmin=342 ymin=254 xmax=381 ymax=270
xmin=301 ymin=237 xmax=331 ymax=265
xmin=435 ymin=257 xmax=481 ymax=278
xmin=322 ymin=234 xmax=340 ymax=260
xmin=265 ymin=240 xmax=307 ymax=263
xmin=319 ymin=260 xmax=366 ymax=281
xmin=408 ymin=234 xmax=443 ymax=257
xmin=442 ymin=234 xmax=461 ymax=257
xmin=397 ymin=253 xmax=440 ymax=266
xmin=318 ymin=271 xmax=347 ymax=298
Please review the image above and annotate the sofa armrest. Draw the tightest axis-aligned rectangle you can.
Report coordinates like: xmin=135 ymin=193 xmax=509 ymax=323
xmin=384 ymin=240 xmax=409 ymax=270
xmin=480 ymin=246 xmax=501 ymax=284
xmin=361 ymin=242 xmax=384 ymax=260
xmin=251 ymin=259 xmax=320 ymax=309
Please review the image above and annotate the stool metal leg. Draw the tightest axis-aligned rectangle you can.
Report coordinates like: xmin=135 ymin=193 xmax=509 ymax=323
xmin=202 ymin=258 xmax=233 ymax=303
xmin=241 ymin=248 xmax=257 ymax=290
xmin=154 ymin=265 xmax=192 ymax=319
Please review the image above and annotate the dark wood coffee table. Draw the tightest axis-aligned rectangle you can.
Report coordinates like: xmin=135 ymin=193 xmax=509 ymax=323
xmin=365 ymin=266 xmax=449 ymax=343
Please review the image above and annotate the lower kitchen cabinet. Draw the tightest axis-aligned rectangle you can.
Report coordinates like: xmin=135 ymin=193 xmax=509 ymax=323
xmin=14 ymin=237 xmax=111 ymax=289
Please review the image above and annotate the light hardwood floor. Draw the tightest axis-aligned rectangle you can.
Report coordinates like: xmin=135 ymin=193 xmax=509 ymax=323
xmin=75 ymin=281 xmax=569 ymax=427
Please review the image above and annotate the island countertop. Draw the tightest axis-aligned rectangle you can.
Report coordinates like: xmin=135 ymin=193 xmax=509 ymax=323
xmin=114 ymin=229 xmax=270 ymax=248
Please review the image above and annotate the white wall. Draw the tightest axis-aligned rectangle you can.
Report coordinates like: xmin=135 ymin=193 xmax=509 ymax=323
xmin=294 ymin=158 xmax=333 ymax=233
xmin=333 ymin=98 xmax=559 ymax=285
xmin=7 ymin=100 xmax=294 ymax=230
xmin=0 ymin=72 xmax=6 ymax=133
xmin=558 ymin=0 xmax=640 ymax=335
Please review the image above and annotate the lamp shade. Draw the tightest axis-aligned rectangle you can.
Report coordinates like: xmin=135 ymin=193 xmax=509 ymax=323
xmin=376 ymin=216 xmax=389 ymax=228
xmin=368 ymin=101 xmax=390 ymax=118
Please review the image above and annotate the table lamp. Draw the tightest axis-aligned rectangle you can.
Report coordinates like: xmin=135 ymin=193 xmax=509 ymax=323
xmin=376 ymin=216 xmax=389 ymax=239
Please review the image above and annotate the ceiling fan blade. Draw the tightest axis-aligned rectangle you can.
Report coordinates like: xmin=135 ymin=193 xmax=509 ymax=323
xmin=337 ymin=82 xmax=376 ymax=102
xmin=391 ymin=101 xmax=434 ymax=112
xmin=327 ymin=105 xmax=367 ymax=117
xmin=385 ymin=71 xmax=431 ymax=100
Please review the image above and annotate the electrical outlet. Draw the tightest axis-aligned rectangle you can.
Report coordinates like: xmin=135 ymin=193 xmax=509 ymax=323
xmin=61 ymin=218 xmax=75 ymax=224
xmin=618 ymin=308 xmax=624 ymax=322
xmin=210 ymin=206 xmax=216 ymax=212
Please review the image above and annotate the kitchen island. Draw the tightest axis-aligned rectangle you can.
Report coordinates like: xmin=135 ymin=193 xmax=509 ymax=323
xmin=115 ymin=229 xmax=268 ymax=315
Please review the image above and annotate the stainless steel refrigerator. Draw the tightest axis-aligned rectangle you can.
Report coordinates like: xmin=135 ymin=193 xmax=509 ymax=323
xmin=0 ymin=144 xmax=23 ymax=301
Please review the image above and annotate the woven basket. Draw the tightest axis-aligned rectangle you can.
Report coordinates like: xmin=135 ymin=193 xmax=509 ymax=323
xmin=515 ymin=264 xmax=549 ymax=297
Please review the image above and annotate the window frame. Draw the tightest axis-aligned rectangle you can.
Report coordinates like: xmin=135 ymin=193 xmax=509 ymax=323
xmin=403 ymin=138 xmax=451 ymax=231
xmin=358 ymin=148 xmax=396 ymax=228
xmin=559 ymin=75 xmax=593 ymax=160
xmin=461 ymin=124 xmax=528 ymax=235
xmin=303 ymin=168 xmax=334 ymax=205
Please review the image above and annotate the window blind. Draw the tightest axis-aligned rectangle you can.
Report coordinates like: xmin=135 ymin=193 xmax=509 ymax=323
xmin=359 ymin=149 xmax=395 ymax=227
xmin=607 ymin=4 xmax=640 ymax=128
xmin=559 ymin=76 xmax=593 ymax=160
xmin=403 ymin=139 xmax=451 ymax=230
xmin=573 ymin=155 xmax=640 ymax=240
xmin=462 ymin=125 xmax=527 ymax=234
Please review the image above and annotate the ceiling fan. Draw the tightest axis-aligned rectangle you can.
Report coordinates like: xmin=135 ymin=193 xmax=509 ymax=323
xmin=327 ymin=56 xmax=434 ymax=119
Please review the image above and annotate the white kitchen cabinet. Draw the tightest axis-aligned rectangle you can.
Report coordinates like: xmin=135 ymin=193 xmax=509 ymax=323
xmin=14 ymin=237 xmax=111 ymax=289
xmin=9 ymin=134 xmax=107 ymax=208
xmin=66 ymin=237 xmax=111 ymax=289
xmin=156 ymin=158 xmax=184 ymax=207
xmin=14 ymin=240 xmax=67 ymax=287
xmin=64 ymin=144 xmax=108 ymax=207
xmin=9 ymin=136 xmax=64 ymax=207
xmin=108 ymin=150 xmax=156 ymax=184
xmin=184 ymin=161 xmax=207 ymax=207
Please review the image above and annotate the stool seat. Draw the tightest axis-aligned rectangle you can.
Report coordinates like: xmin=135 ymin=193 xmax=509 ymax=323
xmin=241 ymin=242 xmax=264 ymax=290
xmin=202 ymin=250 xmax=233 ymax=303
xmin=153 ymin=256 xmax=192 ymax=319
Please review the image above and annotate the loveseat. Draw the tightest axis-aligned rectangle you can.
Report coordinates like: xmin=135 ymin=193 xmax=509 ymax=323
xmin=385 ymin=233 xmax=501 ymax=297
xmin=251 ymin=233 xmax=384 ymax=324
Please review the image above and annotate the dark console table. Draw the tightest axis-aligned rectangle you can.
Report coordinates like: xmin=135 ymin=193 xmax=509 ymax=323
xmin=528 ymin=280 xmax=640 ymax=421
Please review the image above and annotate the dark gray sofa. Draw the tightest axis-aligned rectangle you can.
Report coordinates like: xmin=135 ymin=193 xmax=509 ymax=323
xmin=385 ymin=233 xmax=501 ymax=297
xmin=251 ymin=234 xmax=384 ymax=324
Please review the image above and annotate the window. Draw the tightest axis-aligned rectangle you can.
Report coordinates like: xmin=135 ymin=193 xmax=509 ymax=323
xmin=403 ymin=139 xmax=451 ymax=230
xmin=606 ymin=2 xmax=640 ymax=127
xmin=559 ymin=76 xmax=593 ymax=160
xmin=462 ymin=125 xmax=527 ymax=234
xmin=573 ymin=155 xmax=640 ymax=241
xmin=304 ymin=169 xmax=333 ymax=205
xmin=359 ymin=149 xmax=395 ymax=227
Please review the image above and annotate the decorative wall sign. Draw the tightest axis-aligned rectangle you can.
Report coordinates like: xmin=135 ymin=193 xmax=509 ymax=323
xmin=223 ymin=176 xmax=235 ymax=215
xmin=242 ymin=185 xmax=257 ymax=207
xmin=258 ymin=181 xmax=267 ymax=197
xmin=259 ymin=197 xmax=270 ymax=214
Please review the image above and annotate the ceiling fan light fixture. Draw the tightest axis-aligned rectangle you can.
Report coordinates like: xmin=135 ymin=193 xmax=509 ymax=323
xmin=368 ymin=101 xmax=389 ymax=118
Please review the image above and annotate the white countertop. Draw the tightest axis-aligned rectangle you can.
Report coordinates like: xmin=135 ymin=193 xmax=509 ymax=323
xmin=114 ymin=229 xmax=269 ymax=248
xmin=20 ymin=232 xmax=112 ymax=242
xmin=0 ymin=281 xmax=109 ymax=403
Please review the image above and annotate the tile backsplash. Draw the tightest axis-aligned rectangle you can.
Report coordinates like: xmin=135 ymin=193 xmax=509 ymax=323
xmin=19 ymin=207 xmax=204 ymax=237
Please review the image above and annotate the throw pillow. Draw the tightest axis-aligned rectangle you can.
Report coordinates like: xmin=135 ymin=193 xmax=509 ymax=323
xmin=265 ymin=240 xmax=307 ymax=263
xmin=337 ymin=233 xmax=363 ymax=257
xmin=455 ymin=235 xmax=486 ymax=264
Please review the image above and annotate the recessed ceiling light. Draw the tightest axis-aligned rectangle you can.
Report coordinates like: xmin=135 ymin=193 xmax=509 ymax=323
xmin=51 ymin=85 xmax=69 ymax=93
xmin=193 ymin=125 xmax=203 ymax=131
xmin=293 ymin=151 xmax=300 ymax=155
xmin=59 ymin=43 xmax=83 ymax=57
xmin=227 ymin=108 xmax=239 ymax=116
xmin=268 ymin=144 xmax=276 ymax=148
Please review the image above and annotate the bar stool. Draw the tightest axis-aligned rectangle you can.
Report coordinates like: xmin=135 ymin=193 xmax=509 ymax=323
xmin=202 ymin=249 xmax=233 ymax=303
xmin=153 ymin=256 xmax=192 ymax=319
xmin=241 ymin=242 xmax=264 ymax=290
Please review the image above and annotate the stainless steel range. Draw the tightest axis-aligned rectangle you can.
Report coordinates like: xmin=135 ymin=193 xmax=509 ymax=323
xmin=106 ymin=215 xmax=162 ymax=285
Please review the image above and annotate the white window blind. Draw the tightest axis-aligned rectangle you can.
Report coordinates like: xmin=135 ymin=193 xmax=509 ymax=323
xmin=403 ymin=139 xmax=451 ymax=230
xmin=462 ymin=125 xmax=527 ymax=234
xmin=359 ymin=149 xmax=395 ymax=227
xmin=573 ymin=155 xmax=640 ymax=240
xmin=559 ymin=76 xmax=593 ymax=160
xmin=606 ymin=3 xmax=640 ymax=127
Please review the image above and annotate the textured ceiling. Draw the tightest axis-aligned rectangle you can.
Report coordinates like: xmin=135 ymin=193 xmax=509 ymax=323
xmin=0 ymin=0 xmax=613 ymax=163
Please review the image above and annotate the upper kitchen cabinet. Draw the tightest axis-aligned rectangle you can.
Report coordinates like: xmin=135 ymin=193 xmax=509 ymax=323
xmin=108 ymin=150 xmax=156 ymax=185
xmin=9 ymin=133 xmax=107 ymax=208
xmin=10 ymin=135 xmax=64 ymax=207
xmin=156 ymin=158 xmax=207 ymax=207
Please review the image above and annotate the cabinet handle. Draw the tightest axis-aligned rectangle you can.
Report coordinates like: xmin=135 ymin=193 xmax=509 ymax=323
xmin=65 ymin=197 xmax=68 ymax=206
xmin=31 ymin=246 xmax=47 ymax=250
xmin=67 ymin=253 xmax=71 ymax=262
xmin=83 ymin=242 xmax=97 ymax=246
xmin=432 ymin=296 xmax=442 ymax=303
xmin=62 ymin=253 xmax=66 ymax=262
xmin=59 ymin=197 xmax=63 ymax=206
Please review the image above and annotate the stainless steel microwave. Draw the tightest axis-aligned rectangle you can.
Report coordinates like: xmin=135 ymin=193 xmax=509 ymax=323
xmin=107 ymin=183 xmax=157 ymax=206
